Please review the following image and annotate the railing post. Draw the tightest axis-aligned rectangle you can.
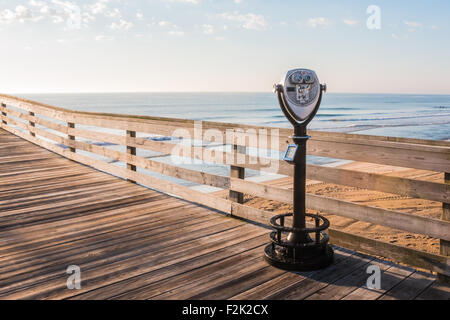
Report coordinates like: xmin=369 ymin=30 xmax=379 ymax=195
xmin=126 ymin=130 xmax=137 ymax=184
xmin=1 ymin=103 xmax=6 ymax=125
xmin=68 ymin=122 xmax=76 ymax=153
xmin=438 ymin=172 xmax=450 ymax=284
xmin=229 ymin=144 xmax=245 ymax=204
xmin=29 ymin=111 xmax=36 ymax=137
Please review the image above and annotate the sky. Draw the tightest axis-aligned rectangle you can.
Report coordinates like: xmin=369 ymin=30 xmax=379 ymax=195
xmin=0 ymin=0 xmax=449 ymax=94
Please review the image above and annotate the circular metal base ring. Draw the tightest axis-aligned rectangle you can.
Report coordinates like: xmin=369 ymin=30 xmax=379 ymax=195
xmin=264 ymin=244 xmax=334 ymax=272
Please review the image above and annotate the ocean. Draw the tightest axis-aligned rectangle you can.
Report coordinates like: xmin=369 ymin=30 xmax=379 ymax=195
xmin=20 ymin=92 xmax=450 ymax=141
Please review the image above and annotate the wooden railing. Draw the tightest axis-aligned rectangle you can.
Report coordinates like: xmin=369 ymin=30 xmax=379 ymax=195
xmin=1 ymin=94 xmax=449 ymax=280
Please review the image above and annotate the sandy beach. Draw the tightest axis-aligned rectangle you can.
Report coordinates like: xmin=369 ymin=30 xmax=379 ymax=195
xmin=218 ymin=161 xmax=444 ymax=255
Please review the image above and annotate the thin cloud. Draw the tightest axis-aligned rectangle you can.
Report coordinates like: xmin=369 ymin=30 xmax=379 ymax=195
xmin=169 ymin=30 xmax=184 ymax=36
xmin=220 ymin=11 xmax=268 ymax=30
xmin=202 ymin=24 xmax=214 ymax=35
xmin=95 ymin=34 xmax=114 ymax=41
xmin=110 ymin=19 xmax=133 ymax=30
xmin=158 ymin=21 xmax=171 ymax=27
xmin=0 ymin=5 xmax=43 ymax=25
xmin=157 ymin=21 xmax=185 ymax=36
xmin=104 ymin=8 xmax=121 ymax=19
xmin=308 ymin=17 xmax=331 ymax=28
xmin=168 ymin=0 xmax=200 ymax=4
xmin=343 ymin=19 xmax=358 ymax=27
xmin=1 ymin=1 xmax=91 ymax=29
xmin=88 ymin=0 xmax=109 ymax=15
xmin=404 ymin=21 xmax=423 ymax=28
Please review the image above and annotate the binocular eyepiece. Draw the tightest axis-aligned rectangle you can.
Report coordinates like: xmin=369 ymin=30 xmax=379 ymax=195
xmin=274 ymin=68 xmax=326 ymax=126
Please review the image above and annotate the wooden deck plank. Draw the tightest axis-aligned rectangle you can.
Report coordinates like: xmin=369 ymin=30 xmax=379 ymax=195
xmin=229 ymin=247 xmax=354 ymax=300
xmin=0 ymin=214 xmax=239 ymax=296
xmin=0 ymin=198 xmax=194 ymax=255
xmin=0 ymin=207 xmax=216 ymax=284
xmin=415 ymin=282 xmax=450 ymax=300
xmin=0 ymin=129 xmax=447 ymax=300
xmin=153 ymin=257 xmax=285 ymax=300
xmin=75 ymin=235 xmax=270 ymax=300
xmin=341 ymin=264 xmax=415 ymax=300
xmin=268 ymin=252 xmax=377 ymax=300
xmin=0 ymin=207 xmax=218 ymax=276
xmin=306 ymin=258 xmax=396 ymax=300
xmin=0 ymin=184 xmax=154 ymax=217
xmin=2 ymin=224 xmax=260 ymax=299
xmin=0 ymin=193 xmax=181 ymax=234
xmin=0 ymin=180 xmax=132 ymax=207
xmin=0 ymin=193 xmax=167 ymax=231
xmin=0 ymin=176 xmax=124 ymax=202
xmin=379 ymin=271 xmax=436 ymax=300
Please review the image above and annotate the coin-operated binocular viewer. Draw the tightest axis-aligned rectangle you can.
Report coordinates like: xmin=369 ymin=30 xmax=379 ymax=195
xmin=265 ymin=69 xmax=334 ymax=271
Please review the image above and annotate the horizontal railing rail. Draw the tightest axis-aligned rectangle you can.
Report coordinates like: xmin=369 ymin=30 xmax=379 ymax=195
xmin=1 ymin=100 xmax=448 ymax=202
xmin=1 ymin=94 xmax=449 ymax=170
xmin=1 ymin=94 xmax=449 ymax=278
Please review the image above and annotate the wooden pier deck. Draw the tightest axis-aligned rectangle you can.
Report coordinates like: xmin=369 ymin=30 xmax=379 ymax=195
xmin=1 ymin=129 xmax=449 ymax=300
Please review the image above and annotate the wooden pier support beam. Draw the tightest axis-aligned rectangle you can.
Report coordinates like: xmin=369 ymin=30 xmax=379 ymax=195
xmin=126 ymin=130 xmax=137 ymax=184
xmin=68 ymin=122 xmax=76 ymax=153
xmin=1 ymin=103 xmax=6 ymax=125
xmin=29 ymin=111 xmax=36 ymax=137
xmin=229 ymin=144 xmax=245 ymax=204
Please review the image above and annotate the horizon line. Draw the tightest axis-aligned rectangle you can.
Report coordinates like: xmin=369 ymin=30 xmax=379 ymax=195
xmin=5 ymin=91 xmax=450 ymax=96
